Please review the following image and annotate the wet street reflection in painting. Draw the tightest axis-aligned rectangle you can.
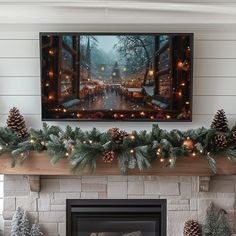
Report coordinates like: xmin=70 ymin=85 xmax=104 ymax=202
xmin=73 ymin=86 xmax=150 ymax=111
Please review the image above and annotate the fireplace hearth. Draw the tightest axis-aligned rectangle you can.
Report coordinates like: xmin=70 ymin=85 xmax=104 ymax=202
xmin=66 ymin=200 xmax=167 ymax=236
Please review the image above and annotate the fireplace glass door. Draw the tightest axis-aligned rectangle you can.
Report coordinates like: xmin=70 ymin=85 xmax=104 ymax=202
xmin=73 ymin=215 xmax=159 ymax=236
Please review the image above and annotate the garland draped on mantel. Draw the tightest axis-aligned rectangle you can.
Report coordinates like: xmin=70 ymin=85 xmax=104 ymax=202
xmin=0 ymin=121 xmax=236 ymax=174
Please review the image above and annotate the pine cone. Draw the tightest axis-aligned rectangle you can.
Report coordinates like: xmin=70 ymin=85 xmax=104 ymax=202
xmin=183 ymin=220 xmax=201 ymax=236
xmin=211 ymin=109 xmax=229 ymax=132
xmin=7 ymin=107 xmax=29 ymax=140
xmin=108 ymin=128 xmax=128 ymax=144
xmin=102 ymin=150 xmax=115 ymax=163
xmin=214 ymin=134 xmax=228 ymax=149
xmin=232 ymin=131 xmax=236 ymax=141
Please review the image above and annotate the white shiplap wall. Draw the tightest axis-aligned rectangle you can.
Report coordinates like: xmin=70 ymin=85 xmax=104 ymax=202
xmin=0 ymin=1 xmax=236 ymax=134
xmin=1 ymin=30 xmax=236 ymax=132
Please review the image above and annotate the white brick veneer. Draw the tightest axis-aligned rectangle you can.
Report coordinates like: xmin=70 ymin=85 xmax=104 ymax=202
xmin=3 ymin=175 xmax=236 ymax=236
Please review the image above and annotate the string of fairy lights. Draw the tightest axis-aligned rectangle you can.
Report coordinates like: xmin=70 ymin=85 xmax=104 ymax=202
xmin=22 ymin=130 xmax=208 ymax=166
xmin=24 ymin=131 xmax=203 ymax=164
xmin=0 ymin=133 xmax=205 ymax=168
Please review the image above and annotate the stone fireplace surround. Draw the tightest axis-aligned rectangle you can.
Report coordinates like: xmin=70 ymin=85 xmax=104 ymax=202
xmin=2 ymin=175 xmax=236 ymax=236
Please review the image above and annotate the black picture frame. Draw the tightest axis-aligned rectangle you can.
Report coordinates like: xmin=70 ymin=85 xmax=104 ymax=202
xmin=40 ymin=32 xmax=194 ymax=122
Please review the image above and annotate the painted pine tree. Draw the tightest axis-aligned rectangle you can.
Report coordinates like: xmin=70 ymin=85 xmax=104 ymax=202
xmin=30 ymin=223 xmax=43 ymax=236
xmin=11 ymin=207 xmax=23 ymax=236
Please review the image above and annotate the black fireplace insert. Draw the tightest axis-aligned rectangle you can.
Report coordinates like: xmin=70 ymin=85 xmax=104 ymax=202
xmin=66 ymin=199 xmax=167 ymax=236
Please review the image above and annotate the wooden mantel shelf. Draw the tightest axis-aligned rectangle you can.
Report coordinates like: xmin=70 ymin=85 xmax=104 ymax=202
xmin=0 ymin=151 xmax=235 ymax=176
xmin=0 ymin=151 xmax=235 ymax=192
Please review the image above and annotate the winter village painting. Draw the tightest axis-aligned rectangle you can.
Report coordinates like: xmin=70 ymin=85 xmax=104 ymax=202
xmin=41 ymin=33 xmax=192 ymax=121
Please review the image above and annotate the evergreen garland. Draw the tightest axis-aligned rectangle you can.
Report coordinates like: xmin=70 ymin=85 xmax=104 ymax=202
xmin=0 ymin=109 xmax=235 ymax=174
xmin=0 ymin=120 xmax=235 ymax=174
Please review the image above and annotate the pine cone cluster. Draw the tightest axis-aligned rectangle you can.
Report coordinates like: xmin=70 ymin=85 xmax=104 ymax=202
xmin=214 ymin=134 xmax=228 ymax=149
xmin=108 ymin=128 xmax=128 ymax=144
xmin=7 ymin=107 xmax=28 ymax=140
xmin=211 ymin=109 xmax=229 ymax=132
xmin=102 ymin=150 xmax=115 ymax=163
xmin=183 ymin=220 xmax=201 ymax=236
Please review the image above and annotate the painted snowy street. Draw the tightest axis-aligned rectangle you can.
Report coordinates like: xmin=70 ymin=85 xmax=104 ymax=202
xmin=71 ymin=86 xmax=151 ymax=111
